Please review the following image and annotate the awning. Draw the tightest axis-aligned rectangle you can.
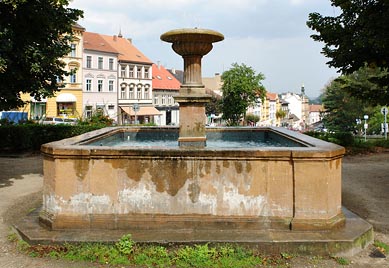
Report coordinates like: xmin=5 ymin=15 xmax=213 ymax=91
xmin=56 ymin=93 xmax=77 ymax=102
xmin=121 ymin=106 xmax=162 ymax=116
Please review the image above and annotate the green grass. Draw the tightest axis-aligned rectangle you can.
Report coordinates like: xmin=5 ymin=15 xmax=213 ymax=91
xmin=10 ymin=233 xmax=294 ymax=267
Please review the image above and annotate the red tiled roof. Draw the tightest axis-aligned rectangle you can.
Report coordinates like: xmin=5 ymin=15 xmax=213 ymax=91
xmin=152 ymin=64 xmax=181 ymax=91
xmin=99 ymin=34 xmax=152 ymax=64
xmin=266 ymin=92 xmax=278 ymax=100
xmin=83 ymin=32 xmax=118 ymax=54
xmin=309 ymin=104 xmax=324 ymax=112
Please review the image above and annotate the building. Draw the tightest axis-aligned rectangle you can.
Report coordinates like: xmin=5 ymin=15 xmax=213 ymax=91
xmin=152 ymin=64 xmax=180 ymax=126
xmin=279 ymin=85 xmax=309 ymax=130
xmin=23 ymin=23 xmax=85 ymax=119
xmin=203 ymin=73 xmax=223 ymax=96
xmin=308 ymin=104 xmax=324 ymax=125
xmin=82 ymin=32 xmax=119 ymax=121
xmin=249 ymin=92 xmax=281 ymax=127
xmin=101 ymin=33 xmax=159 ymax=124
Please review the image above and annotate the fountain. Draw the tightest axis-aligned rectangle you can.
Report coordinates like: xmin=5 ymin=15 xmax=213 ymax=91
xmin=16 ymin=28 xmax=372 ymax=256
xmin=160 ymin=28 xmax=224 ymax=148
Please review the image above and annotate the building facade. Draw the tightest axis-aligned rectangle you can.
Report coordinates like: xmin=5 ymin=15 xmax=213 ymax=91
xmin=82 ymin=32 xmax=119 ymax=122
xmin=101 ymin=34 xmax=159 ymax=124
xmin=22 ymin=23 xmax=85 ymax=120
xmin=152 ymin=64 xmax=180 ymax=126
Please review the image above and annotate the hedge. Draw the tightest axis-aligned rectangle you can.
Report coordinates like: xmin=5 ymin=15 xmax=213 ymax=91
xmin=0 ymin=124 xmax=103 ymax=152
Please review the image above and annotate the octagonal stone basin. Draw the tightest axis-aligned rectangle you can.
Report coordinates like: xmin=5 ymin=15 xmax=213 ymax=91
xmin=40 ymin=127 xmax=345 ymax=232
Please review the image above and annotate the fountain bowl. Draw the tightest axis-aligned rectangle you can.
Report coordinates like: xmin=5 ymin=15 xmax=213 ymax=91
xmin=39 ymin=126 xmax=346 ymax=232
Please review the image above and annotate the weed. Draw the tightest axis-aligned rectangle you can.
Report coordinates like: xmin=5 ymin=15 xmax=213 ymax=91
xmin=115 ymin=233 xmax=134 ymax=255
xmin=133 ymin=245 xmax=172 ymax=267
xmin=7 ymin=232 xmax=18 ymax=242
xmin=334 ymin=256 xmax=350 ymax=265
xmin=175 ymin=244 xmax=216 ymax=267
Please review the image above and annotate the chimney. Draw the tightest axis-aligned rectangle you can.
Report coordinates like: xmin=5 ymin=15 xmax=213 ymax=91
xmin=127 ymin=38 xmax=132 ymax=43
xmin=171 ymin=68 xmax=176 ymax=74
xmin=113 ymin=35 xmax=117 ymax=41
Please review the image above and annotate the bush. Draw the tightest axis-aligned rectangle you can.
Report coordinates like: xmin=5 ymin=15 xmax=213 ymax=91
xmin=0 ymin=124 xmax=103 ymax=153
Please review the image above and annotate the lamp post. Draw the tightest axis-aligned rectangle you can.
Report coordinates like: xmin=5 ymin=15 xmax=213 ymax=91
xmin=356 ymin=118 xmax=361 ymax=136
xmin=363 ymin=115 xmax=369 ymax=142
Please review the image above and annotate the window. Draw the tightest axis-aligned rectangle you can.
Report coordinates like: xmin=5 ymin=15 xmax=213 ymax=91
xmin=86 ymin=56 xmax=92 ymax=68
xmin=98 ymin=57 xmax=103 ymax=69
xmin=154 ymin=95 xmax=159 ymax=105
xmin=108 ymin=80 xmax=114 ymax=92
xmin=144 ymin=68 xmax=149 ymax=79
xmin=137 ymin=67 xmax=142 ymax=78
xmin=144 ymin=86 xmax=150 ymax=99
xmin=121 ymin=88 xmax=126 ymax=99
xmin=86 ymin=79 xmax=92 ymax=91
xmin=137 ymin=85 xmax=142 ymax=99
xmin=168 ymin=95 xmax=173 ymax=105
xmin=97 ymin=80 xmax=103 ymax=92
xmin=85 ymin=105 xmax=93 ymax=119
xmin=108 ymin=105 xmax=115 ymax=110
xmin=161 ymin=95 xmax=166 ymax=105
xmin=109 ymin=58 xmax=114 ymax=70
xmin=129 ymin=85 xmax=134 ymax=99
xmin=70 ymin=44 xmax=76 ymax=57
xmin=70 ymin=69 xmax=76 ymax=83
xmin=121 ymin=65 xmax=126 ymax=77
xmin=129 ymin=66 xmax=134 ymax=78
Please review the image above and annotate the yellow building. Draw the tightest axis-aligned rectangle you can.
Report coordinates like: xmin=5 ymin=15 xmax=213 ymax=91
xmin=22 ymin=24 xmax=85 ymax=120
xmin=259 ymin=92 xmax=281 ymax=126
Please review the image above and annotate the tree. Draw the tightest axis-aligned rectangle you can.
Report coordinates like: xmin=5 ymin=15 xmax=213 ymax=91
xmin=307 ymin=0 xmax=389 ymax=105
xmin=0 ymin=0 xmax=83 ymax=110
xmin=220 ymin=63 xmax=266 ymax=126
xmin=322 ymin=79 xmax=365 ymax=133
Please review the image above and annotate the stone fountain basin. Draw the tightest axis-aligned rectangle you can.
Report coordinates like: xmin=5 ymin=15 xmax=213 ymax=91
xmin=40 ymin=127 xmax=345 ymax=232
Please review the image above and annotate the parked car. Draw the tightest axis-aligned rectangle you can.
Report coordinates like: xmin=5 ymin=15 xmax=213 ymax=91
xmin=41 ymin=117 xmax=65 ymax=125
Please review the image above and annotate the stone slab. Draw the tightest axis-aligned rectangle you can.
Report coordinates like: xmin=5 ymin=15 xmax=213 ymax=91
xmin=14 ymin=207 xmax=373 ymax=257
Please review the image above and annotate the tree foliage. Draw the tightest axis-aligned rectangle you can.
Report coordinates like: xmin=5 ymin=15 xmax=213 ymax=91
xmin=307 ymin=0 xmax=389 ymax=105
xmin=220 ymin=63 xmax=266 ymax=126
xmin=0 ymin=0 xmax=83 ymax=110
xmin=322 ymin=79 xmax=367 ymax=133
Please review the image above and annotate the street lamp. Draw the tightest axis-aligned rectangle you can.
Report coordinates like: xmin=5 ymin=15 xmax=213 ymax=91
xmin=356 ymin=118 xmax=361 ymax=136
xmin=363 ymin=115 xmax=369 ymax=142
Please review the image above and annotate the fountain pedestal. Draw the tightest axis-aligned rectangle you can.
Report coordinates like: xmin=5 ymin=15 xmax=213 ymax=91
xmin=161 ymin=28 xmax=224 ymax=148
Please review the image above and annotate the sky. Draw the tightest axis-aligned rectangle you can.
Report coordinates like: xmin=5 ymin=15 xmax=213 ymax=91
xmin=69 ymin=0 xmax=341 ymax=98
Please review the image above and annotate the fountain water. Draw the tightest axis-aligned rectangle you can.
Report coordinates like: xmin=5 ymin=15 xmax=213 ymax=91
xmin=16 ymin=28 xmax=373 ymax=256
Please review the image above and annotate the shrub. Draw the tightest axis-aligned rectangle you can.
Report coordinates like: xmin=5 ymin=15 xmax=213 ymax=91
xmin=0 ymin=124 xmax=103 ymax=153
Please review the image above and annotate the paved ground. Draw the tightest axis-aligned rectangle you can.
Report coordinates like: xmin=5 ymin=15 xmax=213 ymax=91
xmin=0 ymin=152 xmax=388 ymax=267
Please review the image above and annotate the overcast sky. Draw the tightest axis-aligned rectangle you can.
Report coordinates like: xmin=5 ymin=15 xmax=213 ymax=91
xmin=69 ymin=0 xmax=341 ymax=98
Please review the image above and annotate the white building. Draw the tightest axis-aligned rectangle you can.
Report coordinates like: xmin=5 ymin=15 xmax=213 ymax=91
xmin=82 ymin=32 xmax=119 ymax=121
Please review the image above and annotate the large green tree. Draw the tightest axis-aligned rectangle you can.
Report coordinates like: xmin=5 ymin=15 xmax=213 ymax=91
xmin=220 ymin=63 xmax=266 ymax=126
xmin=322 ymin=78 xmax=367 ymax=133
xmin=307 ymin=0 xmax=389 ymax=105
xmin=0 ymin=0 xmax=83 ymax=110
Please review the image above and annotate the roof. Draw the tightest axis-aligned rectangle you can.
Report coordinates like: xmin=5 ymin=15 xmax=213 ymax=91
xmin=83 ymin=32 xmax=118 ymax=54
xmin=168 ymin=69 xmax=184 ymax=83
xmin=266 ymin=92 xmax=278 ymax=101
xmin=309 ymin=104 xmax=324 ymax=113
xmin=72 ymin=23 xmax=85 ymax=31
xmin=152 ymin=64 xmax=181 ymax=91
xmin=100 ymin=34 xmax=152 ymax=64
